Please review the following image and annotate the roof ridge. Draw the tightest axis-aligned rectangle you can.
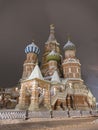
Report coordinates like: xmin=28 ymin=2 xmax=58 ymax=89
xmin=28 ymin=64 xmax=44 ymax=80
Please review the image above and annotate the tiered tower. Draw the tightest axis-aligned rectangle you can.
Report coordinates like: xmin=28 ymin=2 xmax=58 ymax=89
xmin=21 ymin=41 xmax=40 ymax=80
xmin=62 ymin=37 xmax=81 ymax=79
xmin=62 ymin=38 xmax=94 ymax=110
xmin=41 ymin=24 xmax=62 ymax=79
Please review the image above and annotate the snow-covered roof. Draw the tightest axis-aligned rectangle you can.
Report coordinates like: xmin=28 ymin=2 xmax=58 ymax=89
xmin=88 ymin=90 xmax=93 ymax=98
xmin=63 ymin=40 xmax=76 ymax=50
xmin=61 ymin=78 xmax=83 ymax=84
xmin=62 ymin=58 xmax=81 ymax=65
xmin=48 ymin=50 xmax=59 ymax=56
xmin=51 ymin=70 xmax=61 ymax=83
xmin=28 ymin=65 xmax=44 ymax=80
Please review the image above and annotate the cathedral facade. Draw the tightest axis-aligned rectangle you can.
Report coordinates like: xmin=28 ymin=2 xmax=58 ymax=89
xmin=16 ymin=25 xmax=96 ymax=111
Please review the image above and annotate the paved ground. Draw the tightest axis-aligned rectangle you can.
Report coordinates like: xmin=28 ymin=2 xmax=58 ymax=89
xmin=0 ymin=116 xmax=98 ymax=130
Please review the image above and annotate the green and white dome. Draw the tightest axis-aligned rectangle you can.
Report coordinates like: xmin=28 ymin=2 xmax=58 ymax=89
xmin=47 ymin=50 xmax=61 ymax=62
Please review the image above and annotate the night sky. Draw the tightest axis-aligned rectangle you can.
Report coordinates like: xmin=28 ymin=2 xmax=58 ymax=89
xmin=0 ymin=0 xmax=98 ymax=101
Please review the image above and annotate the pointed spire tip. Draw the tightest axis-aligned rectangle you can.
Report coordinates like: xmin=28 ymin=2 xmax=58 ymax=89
xmin=32 ymin=39 xmax=35 ymax=42
xmin=50 ymin=24 xmax=55 ymax=30
xmin=67 ymin=34 xmax=71 ymax=41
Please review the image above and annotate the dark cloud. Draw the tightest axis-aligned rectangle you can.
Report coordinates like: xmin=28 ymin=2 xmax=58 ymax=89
xmin=0 ymin=0 xmax=98 ymax=100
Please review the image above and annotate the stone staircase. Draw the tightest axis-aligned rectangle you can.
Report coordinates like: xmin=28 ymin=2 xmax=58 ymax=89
xmin=51 ymin=91 xmax=67 ymax=106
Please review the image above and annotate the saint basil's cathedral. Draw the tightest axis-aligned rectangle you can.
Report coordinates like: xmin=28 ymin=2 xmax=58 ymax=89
xmin=16 ymin=25 xmax=96 ymax=111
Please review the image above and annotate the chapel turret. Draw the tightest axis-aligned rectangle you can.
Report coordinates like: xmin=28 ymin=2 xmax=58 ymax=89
xmin=21 ymin=40 xmax=40 ymax=80
xmin=62 ymin=37 xmax=81 ymax=79
xmin=41 ymin=25 xmax=62 ymax=78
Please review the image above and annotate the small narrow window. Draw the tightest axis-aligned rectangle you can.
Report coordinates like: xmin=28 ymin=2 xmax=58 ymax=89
xmin=73 ymin=73 xmax=75 ymax=78
xmin=69 ymin=68 xmax=71 ymax=73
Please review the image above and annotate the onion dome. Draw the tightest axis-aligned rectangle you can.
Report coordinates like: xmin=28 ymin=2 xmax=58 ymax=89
xmin=63 ymin=36 xmax=76 ymax=51
xmin=45 ymin=24 xmax=59 ymax=45
xmin=46 ymin=50 xmax=60 ymax=62
xmin=25 ymin=41 xmax=40 ymax=55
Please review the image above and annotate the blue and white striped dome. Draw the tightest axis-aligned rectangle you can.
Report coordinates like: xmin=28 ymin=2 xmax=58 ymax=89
xmin=25 ymin=42 xmax=40 ymax=55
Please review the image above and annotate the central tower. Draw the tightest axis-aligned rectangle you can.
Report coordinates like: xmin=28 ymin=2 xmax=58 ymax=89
xmin=41 ymin=25 xmax=62 ymax=79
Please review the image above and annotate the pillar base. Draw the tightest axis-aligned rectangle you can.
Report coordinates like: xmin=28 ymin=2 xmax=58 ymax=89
xmin=15 ymin=103 xmax=28 ymax=110
xmin=28 ymin=103 xmax=39 ymax=111
xmin=76 ymin=106 xmax=90 ymax=110
xmin=44 ymin=104 xmax=51 ymax=110
xmin=56 ymin=106 xmax=62 ymax=111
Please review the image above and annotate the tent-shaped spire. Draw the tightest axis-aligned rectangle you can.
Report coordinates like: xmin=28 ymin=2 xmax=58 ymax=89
xmin=48 ymin=24 xmax=56 ymax=42
xmin=28 ymin=64 xmax=44 ymax=80
xmin=51 ymin=70 xmax=61 ymax=83
xmin=45 ymin=24 xmax=59 ymax=45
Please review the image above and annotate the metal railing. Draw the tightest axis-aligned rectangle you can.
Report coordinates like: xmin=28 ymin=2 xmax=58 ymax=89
xmin=0 ymin=110 xmax=98 ymax=120
xmin=0 ymin=110 xmax=25 ymax=120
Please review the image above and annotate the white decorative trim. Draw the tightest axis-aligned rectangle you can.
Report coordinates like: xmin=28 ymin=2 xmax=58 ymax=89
xmin=23 ymin=63 xmax=35 ymax=66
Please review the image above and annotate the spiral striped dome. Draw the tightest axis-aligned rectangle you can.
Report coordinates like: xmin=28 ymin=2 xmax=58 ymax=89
xmin=25 ymin=42 xmax=40 ymax=55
